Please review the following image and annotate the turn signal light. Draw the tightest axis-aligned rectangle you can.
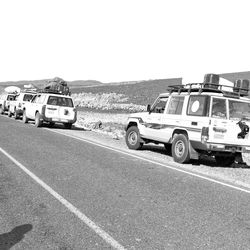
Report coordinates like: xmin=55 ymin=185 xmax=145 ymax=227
xmin=41 ymin=105 xmax=46 ymax=115
xmin=201 ymin=127 xmax=209 ymax=143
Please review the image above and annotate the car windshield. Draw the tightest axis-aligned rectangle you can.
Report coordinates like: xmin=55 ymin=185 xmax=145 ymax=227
xmin=229 ymin=100 xmax=250 ymax=120
xmin=47 ymin=96 xmax=73 ymax=107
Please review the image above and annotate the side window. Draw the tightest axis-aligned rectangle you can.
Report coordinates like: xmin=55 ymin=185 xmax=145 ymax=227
xmin=23 ymin=94 xmax=34 ymax=102
xmin=212 ymin=98 xmax=227 ymax=119
xmin=166 ymin=96 xmax=184 ymax=115
xmin=151 ymin=97 xmax=168 ymax=113
xmin=187 ymin=96 xmax=209 ymax=116
xmin=32 ymin=95 xmax=40 ymax=103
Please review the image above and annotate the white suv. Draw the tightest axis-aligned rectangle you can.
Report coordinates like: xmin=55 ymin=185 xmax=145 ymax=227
xmin=8 ymin=91 xmax=36 ymax=119
xmin=0 ymin=93 xmax=17 ymax=114
xmin=125 ymin=80 xmax=250 ymax=166
xmin=23 ymin=91 xmax=77 ymax=129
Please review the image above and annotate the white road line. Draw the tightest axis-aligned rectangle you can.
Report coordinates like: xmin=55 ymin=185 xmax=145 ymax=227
xmin=0 ymin=146 xmax=126 ymax=250
xmin=46 ymin=128 xmax=250 ymax=194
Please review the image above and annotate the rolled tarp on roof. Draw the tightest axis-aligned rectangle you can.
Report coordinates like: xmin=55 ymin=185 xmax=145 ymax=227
xmin=4 ymin=86 xmax=21 ymax=94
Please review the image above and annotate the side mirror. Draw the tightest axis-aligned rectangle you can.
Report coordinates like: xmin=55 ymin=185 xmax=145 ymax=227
xmin=146 ymin=104 xmax=151 ymax=112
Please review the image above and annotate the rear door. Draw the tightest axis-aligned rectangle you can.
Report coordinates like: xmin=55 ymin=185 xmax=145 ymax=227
xmin=45 ymin=96 xmax=75 ymax=122
xmin=209 ymin=97 xmax=250 ymax=146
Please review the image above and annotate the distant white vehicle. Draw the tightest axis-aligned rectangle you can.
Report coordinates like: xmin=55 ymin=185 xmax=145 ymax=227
xmin=8 ymin=90 xmax=37 ymax=119
xmin=0 ymin=92 xmax=17 ymax=114
xmin=125 ymin=74 xmax=250 ymax=166
xmin=23 ymin=90 xmax=77 ymax=129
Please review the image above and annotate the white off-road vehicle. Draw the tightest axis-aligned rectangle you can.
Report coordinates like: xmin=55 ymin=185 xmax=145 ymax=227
xmin=23 ymin=90 xmax=77 ymax=129
xmin=0 ymin=93 xmax=17 ymax=114
xmin=8 ymin=90 xmax=36 ymax=119
xmin=125 ymin=77 xmax=250 ymax=166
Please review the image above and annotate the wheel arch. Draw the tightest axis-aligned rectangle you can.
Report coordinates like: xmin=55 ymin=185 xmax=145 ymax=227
xmin=171 ymin=129 xmax=189 ymax=142
xmin=126 ymin=121 xmax=138 ymax=130
xmin=171 ymin=129 xmax=199 ymax=160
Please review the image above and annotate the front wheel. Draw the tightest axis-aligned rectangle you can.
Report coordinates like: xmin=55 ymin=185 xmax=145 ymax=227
xmin=22 ymin=110 xmax=28 ymax=123
xmin=125 ymin=126 xmax=143 ymax=150
xmin=35 ymin=112 xmax=43 ymax=127
xmin=14 ymin=109 xmax=19 ymax=119
xmin=172 ymin=134 xmax=190 ymax=163
xmin=0 ymin=106 xmax=3 ymax=114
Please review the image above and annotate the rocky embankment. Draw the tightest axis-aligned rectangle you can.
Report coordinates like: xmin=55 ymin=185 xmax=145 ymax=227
xmin=75 ymin=111 xmax=128 ymax=139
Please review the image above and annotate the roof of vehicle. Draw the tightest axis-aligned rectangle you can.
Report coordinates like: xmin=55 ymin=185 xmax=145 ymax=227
xmin=158 ymin=82 xmax=250 ymax=101
xmin=36 ymin=89 xmax=72 ymax=98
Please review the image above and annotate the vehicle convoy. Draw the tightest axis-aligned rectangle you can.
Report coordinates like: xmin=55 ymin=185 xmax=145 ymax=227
xmin=8 ymin=90 xmax=36 ymax=119
xmin=125 ymin=74 xmax=250 ymax=166
xmin=23 ymin=90 xmax=77 ymax=129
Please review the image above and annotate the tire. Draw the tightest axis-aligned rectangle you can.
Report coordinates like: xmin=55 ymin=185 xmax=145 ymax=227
xmin=22 ymin=110 xmax=28 ymax=123
xmin=125 ymin=126 xmax=143 ymax=150
xmin=172 ymin=134 xmax=190 ymax=163
xmin=215 ymin=155 xmax=235 ymax=167
xmin=35 ymin=112 xmax=42 ymax=127
xmin=14 ymin=109 xmax=19 ymax=120
xmin=7 ymin=110 xmax=12 ymax=117
xmin=64 ymin=123 xmax=72 ymax=129
xmin=0 ymin=106 xmax=3 ymax=114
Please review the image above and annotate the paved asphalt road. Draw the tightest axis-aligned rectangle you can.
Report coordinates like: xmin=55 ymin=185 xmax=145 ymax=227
xmin=1 ymin=115 xmax=250 ymax=249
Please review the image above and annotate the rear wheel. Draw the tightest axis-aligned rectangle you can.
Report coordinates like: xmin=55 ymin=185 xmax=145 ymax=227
xmin=172 ymin=134 xmax=190 ymax=163
xmin=125 ymin=126 xmax=143 ymax=150
xmin=215 ymin=155 xmax=235 ymax=167
xmin=35 ymin=112 xmax=42 ymax=127
xmin=14 ymin=109 xmax=19 ymax=119
xmin=0 ymin=106 xmax=3 ymax=114
xmin=22 ymin=110 xmax=28 ymax=123
xmin=64 ymin=123 xmax=72 ymax=129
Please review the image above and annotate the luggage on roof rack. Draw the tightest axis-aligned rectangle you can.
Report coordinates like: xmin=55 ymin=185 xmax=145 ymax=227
xmin=233 ymin=79 xmax=250 ymax=96
xmin=204 ymin=73 xmax=220 ymax=89
xmin=43 ymin=77 xmax=70 ymax=96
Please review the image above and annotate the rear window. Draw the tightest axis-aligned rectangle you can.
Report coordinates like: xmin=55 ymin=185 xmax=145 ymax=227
xmin=47 ymin=96 xmax=73 ymax=107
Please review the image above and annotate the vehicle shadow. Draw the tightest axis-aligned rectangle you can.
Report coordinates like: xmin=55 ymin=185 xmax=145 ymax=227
xmin=140 ymin=144 xmax=250 ymax=169
xmin=0 ymin=224 xmax=33 ymax=250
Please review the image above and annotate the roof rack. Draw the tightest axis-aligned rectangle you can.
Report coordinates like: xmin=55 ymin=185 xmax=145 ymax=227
xmin=20 ymin=89 xmax=37 ymax=94
xmin=167 ymin=82 xmax=249 ymax=98
xmin=37 ymin=89 xmax=65 ymax=95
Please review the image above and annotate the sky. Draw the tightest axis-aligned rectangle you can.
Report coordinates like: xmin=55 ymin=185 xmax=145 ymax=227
xmin=0 ymin=0 xmax=249 ymax=83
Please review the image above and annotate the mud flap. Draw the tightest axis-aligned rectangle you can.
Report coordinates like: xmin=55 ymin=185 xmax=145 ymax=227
xmin=189 ymin=142 xmax=199 ymax=160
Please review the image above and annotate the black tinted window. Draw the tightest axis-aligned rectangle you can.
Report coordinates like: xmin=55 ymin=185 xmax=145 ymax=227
xmin=187 ymin=96 xmax=209 ymax=116
xmin=23 ymin=94 xmax=34 ymax=102
xmin=47 ymin=96 xmax=73 ymax=107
